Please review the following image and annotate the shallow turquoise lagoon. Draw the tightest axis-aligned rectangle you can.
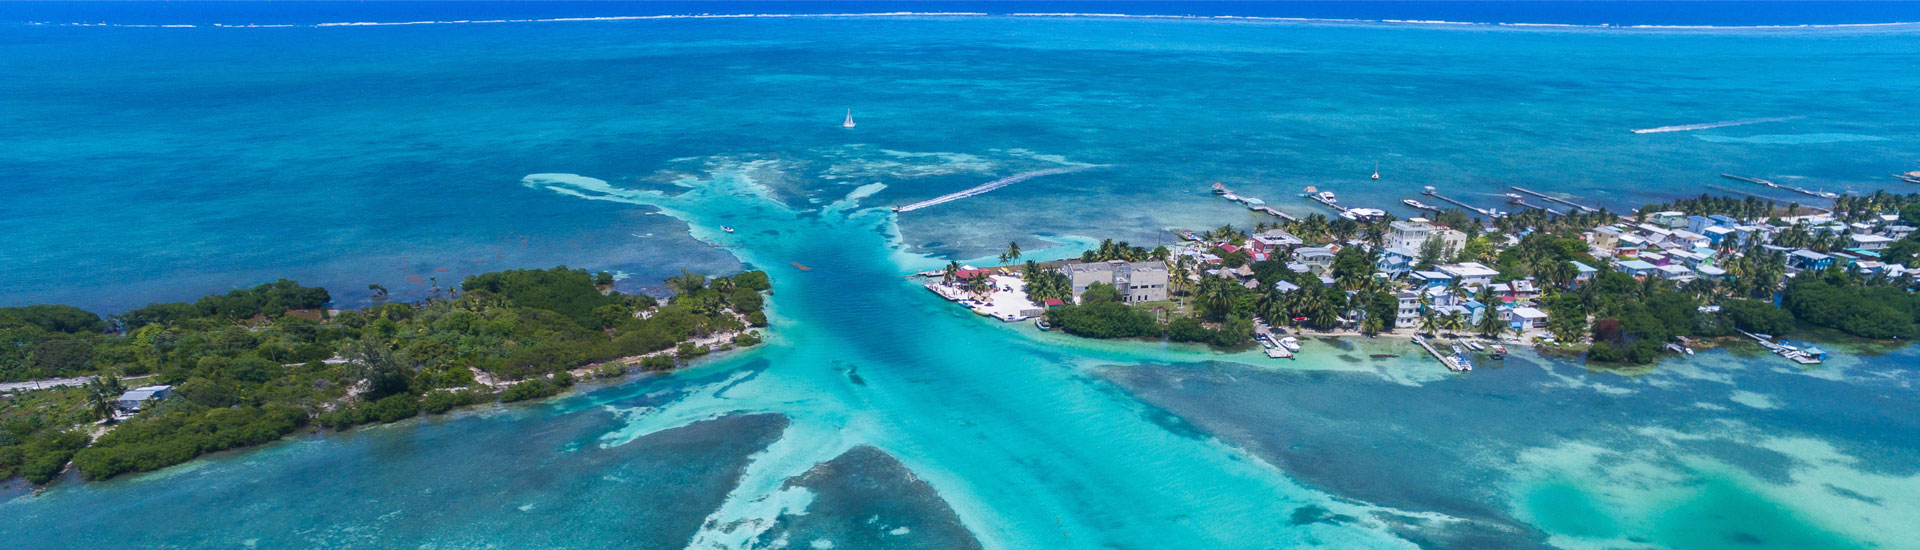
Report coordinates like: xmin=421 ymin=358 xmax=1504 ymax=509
xmin=2 ymin=15 xmax=1918 ymax=550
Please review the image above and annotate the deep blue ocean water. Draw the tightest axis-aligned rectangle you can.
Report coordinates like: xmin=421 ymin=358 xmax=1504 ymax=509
xmin=7 ymin=1 xmax=1920 ymax=27
xmin=2 ymin=4 xmax=1919 ymax=549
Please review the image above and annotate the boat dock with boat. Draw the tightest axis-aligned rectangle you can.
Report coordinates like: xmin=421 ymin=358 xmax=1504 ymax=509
xmin=1422 ymin=187 xmax=1504 ymax=218
xmin=1211 ymin=183 xmax=1298 ymax=221
xmin=1720 ymin=173 xmax=1839 ymax=200
xmin=1509 ymin=186 xmax=1597 ymax=212
xmin=1739 ymin=331 xmax=1825 ymax=365
xmin=1254 ymin=319 xmax=1296 ymax=359
xmin=1413 ymin=335 xmax=1471 ymax=372
xmin=1505 ymin=194 xmax=1563 ymax=215
xmin=1402 ymin=198 xmax=1442 ymax=213
xmin=1702 ymin=184 xmax=1834 ymax=214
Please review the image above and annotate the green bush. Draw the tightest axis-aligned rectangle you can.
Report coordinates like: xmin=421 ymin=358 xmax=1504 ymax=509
xmin=1044 ymin=302 xmax=1160 ymax=339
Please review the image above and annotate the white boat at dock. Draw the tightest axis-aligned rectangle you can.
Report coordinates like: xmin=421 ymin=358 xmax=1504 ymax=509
xmin=1278 ymin=336 xmax=1301 ymax=352
xmin=1402 ymin=199 xmax=1440 ymax=212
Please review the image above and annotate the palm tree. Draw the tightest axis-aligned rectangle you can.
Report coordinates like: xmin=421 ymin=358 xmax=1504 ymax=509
xmin=666 ymin=269 xmax=707 ymax=297
xmin=964 ymin=275 xmax=992 ymax=299
xmin=1168 ymin=258 xmax=1193 ymax=305
xmin=1441 ymin=311 xmax=1467 ymax=334
xmin=1418 ymin=311 xmax=1440 ymax=337
xmin=943 ymin=261 xmax=961 ymax=285
xmin=1001 ymin=241 xmax=1022 ymax=264
xmin=85 ymin=375 xmax=127 ymax=422
xmin=1476 ymin=307 xmax=1505 ymax=337
xmin=1195 ymin=276 xmax=1235 ymax=320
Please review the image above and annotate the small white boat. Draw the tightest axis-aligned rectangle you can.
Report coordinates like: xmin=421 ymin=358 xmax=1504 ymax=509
xmin=1490 ymin=345 xmax=1508 ymax=359
xmin=1371 ymin=161 xmax=1380 ymax=180
xmin=721 ymin=225 xmax=735 ymax=233
xmin=1279 ymin=337 xmax=1301 ymax=352
xmin=842 ymin=109 xmax=856 ymax=129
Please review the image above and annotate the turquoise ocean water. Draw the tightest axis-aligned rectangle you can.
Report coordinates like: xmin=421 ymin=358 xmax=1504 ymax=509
xmin=3 ymin=8 xmax=1919 ymax=550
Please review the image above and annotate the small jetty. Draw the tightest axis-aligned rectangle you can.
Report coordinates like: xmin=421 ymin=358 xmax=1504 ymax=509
xmin=1739 ymin=331 xmax=1824 ymax=365
xmin=1422 ymin=186 xmax=1504 ymax=218
xmin=1720 ymin=173 xmax=1839 ymax=200
xmin=1413 ymin=335 xmax=1471 ymax=372
xmin=1301 ymin=189 xmax=1386 ymax=221
xmin=1703 ymin=184 xmax=1834 ymax=214
xmin=894 ymin=165 xmax=1096 ymax=212
xmin=1505 ymin=194 xmax=1563 ymax=215
xmin=1211 ymin=183 xmax=1297 ymax=221
xmin=1891 ymin=172 xmax=1920 ymax=184
xmin=1254 ymin=320 xmax=1295 ymax=359
xmin=1509 ymin=186 xmax=1597 ymax=212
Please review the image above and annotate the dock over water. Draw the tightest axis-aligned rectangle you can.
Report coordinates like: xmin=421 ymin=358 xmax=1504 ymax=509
xmin=894 ymin=165 xmax=1097 ymax=212
xmin=1509 ymin=186 xmax=1597 ymax=212
xmin=1422 ymin=188 xmax=1503 ymax=218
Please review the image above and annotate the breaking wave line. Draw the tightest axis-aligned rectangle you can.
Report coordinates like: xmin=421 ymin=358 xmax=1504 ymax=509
xmin=1630 ymin=116 xmax=1805 ymax=134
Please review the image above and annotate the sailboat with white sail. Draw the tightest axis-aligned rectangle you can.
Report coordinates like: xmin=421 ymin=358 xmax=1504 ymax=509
xmin=842 ymin=109 xmax=856 ymax=129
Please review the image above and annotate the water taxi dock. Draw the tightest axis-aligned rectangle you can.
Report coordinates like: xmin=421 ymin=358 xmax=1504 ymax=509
xmin=894 ymin=166 xmax=1096 ymax=212
xmin=1720 ymin=173 xmax=1839 ymax=200
xmin=1703 ymin=184 xmax=1834 ymax=214
xmin=1412 ymin=335 xmax=1470 ymax=372
xmin=1505 ymin=195 xmax=1562 ymax=215
xmin=1421 ymin=187 xmax=1504 ymax=218
xmin=1509 ymin=186 xmax=1597 ymax=212
xmin=1212 ymin=183 xmax=1297 ymax=222
xmin=1739 ymin=331 xmax=1825 ymax=365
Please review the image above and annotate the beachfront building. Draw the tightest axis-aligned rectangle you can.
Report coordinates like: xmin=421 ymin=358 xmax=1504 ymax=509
xmin=1387 ymin=219 xmax=1437 ymax=250
xmin=115 ymin=385 xmax=174 ymax=412
xmin=1293 ymin=247 xmax=1336 ymax=275
xmin=1506 ymin=307 xmax=1548 ymax=330
xmin=1395 ymin=290 xmax=1422 ymax=329
xmin=1063 ymin=261 xmax=1169 ymax=304
xmin=1438 ymin=262 xmax=1499 ymax=288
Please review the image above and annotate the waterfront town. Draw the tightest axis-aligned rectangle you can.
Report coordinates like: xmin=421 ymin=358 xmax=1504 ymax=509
xmin=923 ymin=189 xmax=1920 ymax=371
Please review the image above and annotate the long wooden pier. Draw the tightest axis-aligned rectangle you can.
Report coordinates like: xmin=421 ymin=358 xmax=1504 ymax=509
xmin=1720 ymin=173 xmax=1838 ymax=200
xmin=1703 ymin=184 xmax=1833 ymax=214
xmin=894 ymin=166 xmax=1096 ymax=212
xmin=1421 ymin=187 xmax=1503 ymax=218
xmin=1510 ymin=186 xmax=1597 ymax=212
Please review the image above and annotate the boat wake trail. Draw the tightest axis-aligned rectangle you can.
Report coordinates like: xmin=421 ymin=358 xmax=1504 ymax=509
xmin=892 ymin=165 xmax=1101 ymax=212
xmin=1630 ymin=116 xmax=1804 ymax=134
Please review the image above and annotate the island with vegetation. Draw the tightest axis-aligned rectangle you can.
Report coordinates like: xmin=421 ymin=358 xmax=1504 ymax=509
xmin=927 ymin=190 xmax=1920 ymax=367
xmin=0 ymin=267 xmax=770 ymax=486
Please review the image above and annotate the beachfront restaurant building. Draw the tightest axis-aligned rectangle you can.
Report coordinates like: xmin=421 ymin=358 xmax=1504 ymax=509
xmin=1064 ymin=261 xmax=1169 ymax=304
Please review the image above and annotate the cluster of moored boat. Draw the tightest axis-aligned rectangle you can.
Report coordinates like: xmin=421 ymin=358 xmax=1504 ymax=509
xmin=1413 ymin=334 xmax=1507 ymax=372
xmin=1258 ymin=333 xmax=1301 ymax=359
xmin=1740 ymin=331 xmax=1826 ymax=365
xmin=1893 ymin=171 xmax=1920 ymax=185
